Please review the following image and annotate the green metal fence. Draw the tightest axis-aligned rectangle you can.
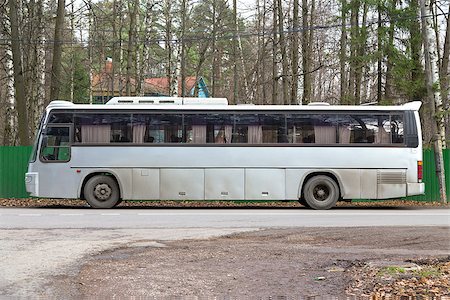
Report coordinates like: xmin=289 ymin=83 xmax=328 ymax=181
xmin=0 ymin=146 xmax=32 ymax=198
xmin=0 ymin=146 xmax=448 ymax=201
xmin=406 ymin=149 xmax=450 ymax=201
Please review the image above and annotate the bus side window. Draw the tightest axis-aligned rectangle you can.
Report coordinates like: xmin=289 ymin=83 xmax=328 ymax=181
xmin=40 ymin=126 xmax=71 ymax=162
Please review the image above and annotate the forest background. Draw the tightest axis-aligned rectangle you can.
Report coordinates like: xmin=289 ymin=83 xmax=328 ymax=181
xmin=0 ymin=0 xmax=449 ymax=199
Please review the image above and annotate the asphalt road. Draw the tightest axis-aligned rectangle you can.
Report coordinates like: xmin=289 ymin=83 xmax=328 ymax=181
xmin=0 ymin=207 xmax=449 ymax=298
xmin=0 ymin=207 xmax=449 ymax=228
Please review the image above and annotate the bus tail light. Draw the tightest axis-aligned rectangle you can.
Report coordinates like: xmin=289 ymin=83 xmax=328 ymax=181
xmin=417 ymin=161 xmax=423 ymax=182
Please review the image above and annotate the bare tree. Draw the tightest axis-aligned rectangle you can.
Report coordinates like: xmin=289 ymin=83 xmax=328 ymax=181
xmin=277 ymin=0 xmax=289 ymax=104
xmin=49 ymin=0 xmax=65 ymax=103
xmin=440 ymin=2 xmax=450 ymax=145
xmin=340 ymin=0 xmax=347 ymax=103
xmin=420 ymin=0 xmax=447 ymax=203
xmin=233 ymin=0 xmax=238 ymax=103
xmin=139 ymin=0 xmax=155 ymax=96
xmin=301 ymin=0 xmax=312 ymax=104
xmin=8 ymin=0 xmax=30 ymax=145
xmin=180 ymin=0 xmax=187 ymax=96
xmin=1 ymin=4 xmax=17 ymax=145
xmin=125 ymin=0 xmax=139 ymax=96
xmin=291 ymin=0 xmax=299 ymax=104
xmin=272 ymin=0 xmax=278 ymax=104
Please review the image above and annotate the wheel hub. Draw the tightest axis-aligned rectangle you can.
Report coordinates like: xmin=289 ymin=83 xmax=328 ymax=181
xmin=313 ymin=185 xmax=329 ymax=201
xmin=94 ymin=183 xmax=112 ymax=201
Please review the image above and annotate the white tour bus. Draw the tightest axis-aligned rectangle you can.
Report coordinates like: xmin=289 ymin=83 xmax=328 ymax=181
xmin=25 ymin=97 xmax=424 ymax=209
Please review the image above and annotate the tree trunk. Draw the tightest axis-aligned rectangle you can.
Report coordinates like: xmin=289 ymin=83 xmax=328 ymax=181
xmin=140 ymin=0 xmax=154 ymax=97
xmin=193 ymin=42 xmax=210 ymax=97
xmin=384 ymin=0 xmax=396 ymax=103
xmin=354 ymin=1 xmax=367 ymax=105
xmin=440 ymin=2 xmax=450 ymax=146
xmin=9 ymin=0 xmax=30 ymax=145
xmin=340 ymin=0 xmax=347 ymax=103
xmin=272 ymin=0 xmax=278 ymax=104
xmin=409 ymin=0 xmax=423 ymax=101
xmin=1 ymin=5 xmax=18 ymax=145
xmin=87 ymin=0 xmax=94 ymax=104
xmin=278 ymin=0 xmax=289 ymax=104
xmin=70 ymin=0 xmax=75 ymax=102
xmin=256 ymin=0 xmax=262 ymax=103
xmin=233 ymin=0 xmax=238 ymax=103
xmin=291 ymin=0 xmax=299 ymax=105
xmin=4 ymin=45 xmax=17 ymax=145
xmin=261 ymin=0 xmax=268 ymax=104
xmin=377 ymin=1 xmax=382 ymax=104
xmin=135 ymin=5 xmax=142 ymax=97
xmin=172 ymin=46 xmax=180 ymax=97
xmin=347 ymin=0 xmax=360 ymax=105
xmin=49 ymin=0 xmax=65 ymax=103
xmin=301 ymin=0 xmax=311 ymax=104
xmin=180 ymin=0 xmax=187 ymax=97
xmin=126 ymin=0 xmax=139 ymax=96
xmin=238 ymin=34 xmax=251 ymax=102
xmin=420 ymin=0 xmax=447 ymax=203
xmin=36 ymin=30 xmax=46 ymax=126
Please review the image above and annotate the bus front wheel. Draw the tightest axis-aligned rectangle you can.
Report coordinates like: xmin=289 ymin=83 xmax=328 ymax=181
xmin=303 ymin=175 xmax=339 ymax=210
xmin=84 ymin=175 xmax=121 ymax=208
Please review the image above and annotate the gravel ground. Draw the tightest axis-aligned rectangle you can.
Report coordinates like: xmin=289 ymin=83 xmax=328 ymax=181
xmin=48 ymin=227 xmax=450 ymax=299
xmin=1 ymin=198 xmax=449 ymax=208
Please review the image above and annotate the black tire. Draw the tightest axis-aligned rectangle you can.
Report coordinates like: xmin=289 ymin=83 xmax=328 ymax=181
xmin=303 ymin=175 xmax=339 ymax=210
xmin=84 ymin=175 xmax=120 ymax=208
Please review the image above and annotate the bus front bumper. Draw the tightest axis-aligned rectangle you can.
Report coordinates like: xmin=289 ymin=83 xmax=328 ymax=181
xmin=25 ymin=172 xmax=39 ymax=196
xmin=407 ymin=182 xmax=425 ymax=196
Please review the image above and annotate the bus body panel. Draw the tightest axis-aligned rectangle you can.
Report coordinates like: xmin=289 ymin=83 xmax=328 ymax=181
xmin=27 ymin=145 xmax=423 ymax=200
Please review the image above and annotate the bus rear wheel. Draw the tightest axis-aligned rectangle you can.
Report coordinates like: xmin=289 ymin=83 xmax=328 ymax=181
xmin=303 ymin=175 xmax=339 ymax=210
xmin=84 ymin=175 xmax=120 ymax=208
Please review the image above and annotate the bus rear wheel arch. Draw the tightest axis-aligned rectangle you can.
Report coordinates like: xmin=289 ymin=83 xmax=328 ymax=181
xmin=83 ymin=174 xmax=121 ymax=208
xmin=301 ymin=174 xmax=340 ymax=210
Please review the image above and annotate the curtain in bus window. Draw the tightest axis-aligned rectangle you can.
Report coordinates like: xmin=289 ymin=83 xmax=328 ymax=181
xmin=339 ymin=127 xmax=351 ymax=144
xmin=81 ymin=125 xmax=111 ymax=143
xmin=374 ymin=115 xmax=390 ymax=144
xmin=215 ymin=127 xmax=226 ymax=143
xmin=192 ymin=125 xmax=207 ymax=143
xmin=314 ymin=126 xmax=336 ymax=144
xmin=132 ymin=125 xmax=146 ymax=143
xmin=248 ymin=126 xmax=263 ymax=144
xmin=313 ymin=114 xmax=337 ymax=144
xmin=224 ymin=125 xmax=232 ymax=143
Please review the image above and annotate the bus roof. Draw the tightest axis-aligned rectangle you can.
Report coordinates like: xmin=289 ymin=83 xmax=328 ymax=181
xmin=46 ymin=99 xmax=422 ymax=112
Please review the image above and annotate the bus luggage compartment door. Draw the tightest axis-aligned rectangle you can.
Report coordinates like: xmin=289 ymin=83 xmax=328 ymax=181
xmin=160 ymin=169 xmax=205 ymax=200
xmin=205 ymin=169 xmax=244 ymax=200
xmin=245 ymin=169 xmax=286 ymax=200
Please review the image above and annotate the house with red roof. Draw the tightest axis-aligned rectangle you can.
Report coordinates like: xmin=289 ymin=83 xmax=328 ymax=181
xmin=92 ymin=59 xmax=210 ymax=103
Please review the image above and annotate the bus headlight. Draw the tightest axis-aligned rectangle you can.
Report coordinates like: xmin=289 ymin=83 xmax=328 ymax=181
xmin=25 ymin=175 xmax=33 ymax=184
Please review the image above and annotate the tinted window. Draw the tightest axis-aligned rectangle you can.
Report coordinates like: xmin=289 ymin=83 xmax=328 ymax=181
xmin=184 ymin=114 xmax=233 ymax=144
xmin=147 ymin=114 xmax=183 ymax=143
xmin=69 ymin=111 xmax=405 ymax=146
xmin=74 ymin=114 xmax=131 ymax=143
xmin=40 ymin=126 xmax=70 ymax=161
xmin=48 ymin=112 xmax=73 ymax=124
